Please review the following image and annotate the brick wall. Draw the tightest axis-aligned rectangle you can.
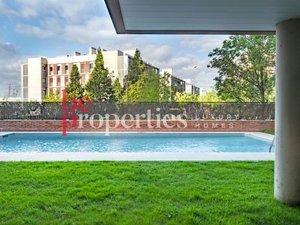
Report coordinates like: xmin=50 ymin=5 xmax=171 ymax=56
xmin=0 ymin=120 xmax=274 ymax=132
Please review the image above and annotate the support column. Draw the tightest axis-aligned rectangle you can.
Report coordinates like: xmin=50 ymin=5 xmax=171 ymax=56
xmin=275 ymin=19 xmax=300 ymax=205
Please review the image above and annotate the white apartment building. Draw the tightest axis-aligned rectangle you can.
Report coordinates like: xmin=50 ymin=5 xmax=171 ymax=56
xmin=184 ymin=79 xmax=200 ymax=95
xmin=21 ymin=47 xmax=159 ymax=101
xmin=160 ymin=68 xmax=186 ymax=93
xmin=160 ymin=69 xmax=200 ymax=94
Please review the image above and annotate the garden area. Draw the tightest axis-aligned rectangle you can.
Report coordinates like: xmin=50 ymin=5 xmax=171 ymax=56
xmin=0 ymin=161 xmax=299 ymax=225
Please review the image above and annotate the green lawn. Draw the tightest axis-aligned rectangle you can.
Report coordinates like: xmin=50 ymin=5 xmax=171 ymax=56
xmin=0 ymin=162 xmax=299 ymax=225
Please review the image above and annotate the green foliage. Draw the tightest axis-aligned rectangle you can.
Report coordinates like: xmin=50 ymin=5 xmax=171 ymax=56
xmin=199 ymin=91 xmax=222 ymax=102
xmin=66 ymin=65 xmax=84 ymax=99
xmin=122 ymin=71 xmax=171 ymax=103
xmin=113 ymin=78 xmax=123 ymax=102
xmin=85 ymin=49 xmax=114 ymax=102
xmin=174 ymin=91 xmax=222 ymax=103
xmin=174 ymin=93 xmax=199 ymax=103
xmin=43 ymin=92 xmax=61 ymax=102
xmin=124 ymin=49 xmax=145 ymax=90
xmin=262 ymin=129 xmax=275 ymax=135
xmin=208 ymin=35 xmax=275 ymax=103
xmin=268 ymin=87 xmax=276 ymax=102
xmin=0 ymin=162 xmax=299 ymax=224
xmin=160 ymin=72 xmax=173 ymax=101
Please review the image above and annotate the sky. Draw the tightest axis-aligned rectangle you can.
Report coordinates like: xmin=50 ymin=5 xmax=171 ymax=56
xmin=0 ymin=0 xmax=228 ymax=97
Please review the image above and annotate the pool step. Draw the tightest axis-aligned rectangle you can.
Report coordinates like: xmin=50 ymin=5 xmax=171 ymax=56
xmin=0 ymin=132 xmax=14 ymax=138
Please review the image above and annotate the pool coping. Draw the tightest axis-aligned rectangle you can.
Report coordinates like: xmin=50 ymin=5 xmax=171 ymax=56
xmin=0 ymin=132 xmax=274 ymax=161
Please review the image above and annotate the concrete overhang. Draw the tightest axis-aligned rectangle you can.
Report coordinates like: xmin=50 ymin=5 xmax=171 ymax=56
xmin=105 ymin=0 xmax=300 ymax=34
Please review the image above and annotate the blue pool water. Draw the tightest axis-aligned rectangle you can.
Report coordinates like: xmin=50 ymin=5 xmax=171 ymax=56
xmin=0 ymin=133 xmax=271 ymax=153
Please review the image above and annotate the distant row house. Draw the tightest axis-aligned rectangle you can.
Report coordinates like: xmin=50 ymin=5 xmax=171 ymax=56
xmin=21 ymin=47 xmax=200 ymax=101
xmin=160 ymin=69 xmax=201 ymax=95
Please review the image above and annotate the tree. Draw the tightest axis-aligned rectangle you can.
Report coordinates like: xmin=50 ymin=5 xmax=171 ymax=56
xmin=113 ymin=78 xmax=123 ymax=102
xmin=66 ymin=65 xmax=84 ymax=99
xmin=208 ymin=35 xmax=275 ymax=103
xmin=124 ymin=49 xmax=145 ymax=89
xmin=122 ymin=71 xmax=171 ymax=102
xmin=85 ymin=48 xmax=114 ymax=102
xmin=160 ymin=72 xmax=173 ymax=100
xmin=174 ymin=91 xmax=222 ymax=103
xmin=43 ymin=91 xmax=61 ymax=102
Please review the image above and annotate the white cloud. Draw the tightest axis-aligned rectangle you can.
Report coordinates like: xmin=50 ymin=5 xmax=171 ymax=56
xmin=20 ymin=5 xmax=38 ymax=18
xmin=15 ymin=24 xmax=54 ymax=38
xmin=141 ymin=44 xmax=172 ymax=64
xmin=0 ymin=42 xmax=25 ymax=97
xmin=137 ymin=44 xmax=217 ymax=88
xmin=14 ymin=0 xmax=100 ymax=21
xmin=14 ymin=15 xmax=140 ymax=55
xmin=167 ymin=55 xmax=217 ymax=88
xmin=180 ymin=35 xmax=227 ymax=53
xmin=139 ymin=46 xmax=217 ymax=88
xmin=0 ymin=0 xmax=16 ymax=15
xmin=5 ymin=0 xmax=135 ymax=48
xmin=3 ymin=0 xmax=222 ymax=91
xmin=63 ymin=17 xmax=119 ymax=43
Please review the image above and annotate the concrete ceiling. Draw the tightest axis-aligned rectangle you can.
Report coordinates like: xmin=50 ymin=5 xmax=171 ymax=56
xmin=105 ymin=0 xmax=300 ymax=34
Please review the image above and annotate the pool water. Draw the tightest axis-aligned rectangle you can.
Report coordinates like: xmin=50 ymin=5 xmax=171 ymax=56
xmin=0 ymin=133 xmax=272 ymax=153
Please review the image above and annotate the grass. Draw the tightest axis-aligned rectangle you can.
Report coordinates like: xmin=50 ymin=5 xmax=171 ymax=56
xmin=262 ymin=129 xmax=275 ymax=135
xmin=0 ymin=162 xmax=299 ymax=225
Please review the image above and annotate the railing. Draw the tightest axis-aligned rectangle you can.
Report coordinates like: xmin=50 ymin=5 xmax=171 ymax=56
xmin=269 ymin=137 xmax=275 ymax=152
xmin=0 ymin=102 xmax=275 ymax=120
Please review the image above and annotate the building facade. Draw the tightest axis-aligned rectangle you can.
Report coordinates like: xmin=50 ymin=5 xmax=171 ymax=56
xmin=160 ymin=69 xmax=201 ymax=94
xmin=21 ymin=47 xmax=159 ymax=101
xmin=184 ymin=79 xmax=200 ymax=95
xmin=21 ymin=47 xmax=201 ymax=102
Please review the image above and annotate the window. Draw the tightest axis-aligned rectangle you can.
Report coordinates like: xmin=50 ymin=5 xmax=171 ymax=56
xmin=89 ymin=63 xmax=94 ymax=71
xmin=23 ymin=76 xmax=28 ymax=87
xmin=65 ymin=77 xmax=68 ymax=85
xmin=42 ymin=64 xmax=47 ymax=72
xmin=50 ymin=66 xmax=54 ymax=75
xmin=57 ymin=65 xmax=61 ymax=74
xmin=49 ymin=78 xmax=53 ymax=86
xmin=80 ymin=63 xmax=85 ymax=73
xmin=23 ymin=88 xmax=28 ymax=99
xmin=57 ymin=77 xmax=61 ymax=86
xmin=23 ymin=65 xmax=28 ymax=75
xmin=65 ymin=65 xmax=68 ymax=73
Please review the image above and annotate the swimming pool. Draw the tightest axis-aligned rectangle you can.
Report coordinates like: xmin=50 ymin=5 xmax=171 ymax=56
xmin=0 ymin=132 xmax=272 ymax=153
